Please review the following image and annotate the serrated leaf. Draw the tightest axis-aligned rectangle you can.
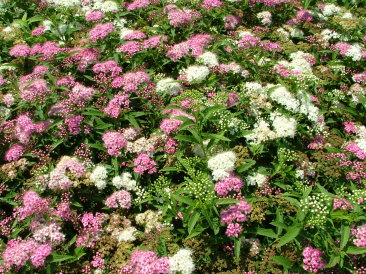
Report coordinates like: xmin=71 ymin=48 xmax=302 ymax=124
xmin=215 ymin=198 xmax=239 ymax=205
xmin=172 ymin=194 xmax=195 ymax=206
xmin=236 ymin=159 xmax=256 ymax=173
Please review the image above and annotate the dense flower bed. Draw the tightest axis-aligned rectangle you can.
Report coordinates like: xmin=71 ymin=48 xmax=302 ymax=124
xmin=0 ymin=0 xmax=365 ymax=272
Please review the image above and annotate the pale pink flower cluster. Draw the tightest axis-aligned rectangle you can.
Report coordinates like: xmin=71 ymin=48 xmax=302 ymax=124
xmin=14 ymin=191 xmax=50 ymax=221
xmin=33 ymin=223 xmax=65 ymax=246
xmin=85 ymin=10 xmax=105 ymax=22
xmin=2 ymin=238 xmax=51 ymax=270
xmin=160 ymin=109 xmax=195 ymax=135
xmin=353 ymin=224 xmax=366 ymax=247
xmin=214 ymin=177 xmax=243 ymax=197
xmin=122 ymin=250 xmax=170 ymax=274
xmin=302 ymin=246 xmax=327 ymax=273
xmin=164 ymin=5 xmax=202 ymax=27
xmin=68 ymin=83 xmax=97 ymax=106
xmin=105 ymin=190 xmax=132 ymax=208
xmin=343 ymin=142 xmax=366 ymax=160
xmin=30 ymin=42 xmax=64 ymax=60
xmin=220 ymin=200 xmax=251 ymax=237
xmin=224 ymin=15 xmax=241 ymax=30
xmin=133 ymin=153 xmax=157 ymax=174
xmin=65 ymin=47 xmax=99 ymax=71
xmin=111 ymin=71 xmax=150 ymax=92
xmin=353 ymin=71 xmax=366 ymax=84
xmin=19 ymin=78 xmax=50 ymax=101
xmin=89 ymin=22 xmax=114 ymax=42
xmin=104 ymin=93 xmax=130 ymax=118
xmin=102 ymin=131 xmax=127 ymax=156
xmin=117 ymin=41 xmax=142 ymax=56
xmin=65 ymin=115 xmax=84 ymax=135
xmin=123 ymin=30 xmax=147 ymax=40
xmin=201 ymin=0 xmax=224 ymax=10
xmin=48 ymin=157 xmax=86 ymax=190
xmin=166 ymin=34 xmax=213 ymax=61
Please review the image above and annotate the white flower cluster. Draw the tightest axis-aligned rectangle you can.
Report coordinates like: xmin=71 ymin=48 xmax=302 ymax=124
xmin=90 ymin=165 xmax=108 ymax=190
xmin=207 ymin=151 xmax=236 ymax=181
xmin=44 ymin=0 xmax=81 ymax=8
xmin=246 ymin=172 xmax=267 ymax=187
xmin=245 ymin=120 xmax=276 ymax=145
xmin=322 ymin=4 xmax=341 ymax=17
xmin=182 ymin=65 xmax=210 ymax=83
xmin=113 ymin=226 xmax=137 ymax=242
xmin=297 ymin=91 xmax=322 ymax=124
xmin=112 ymin=172 xmax=137 ymax=190
xmin=197 ymin=51 xmax=219 ymax=67
xmin=81 ymin=0 xmax=119 ymax=13
xmin=135 ymin=210 xmax=164 ymax=233
xmin=269 ymin=85 xmax=300 ymax=112
xmin=169 ymin=249 xmax=195 ymax=274
xmin=257 ymin=11 xmax=272 ymax=25
xmin=270 ymin=113 xmax=297 ymax=138
xmin=345 ymin=44 xmax=363 ymax=61
xmin=156 ymin=78 xmax=182 ymax=96
xmin=321 ymin=29 xmax=340 ymax=41
xmin=289 ymin=51 xmax=314 ymax=73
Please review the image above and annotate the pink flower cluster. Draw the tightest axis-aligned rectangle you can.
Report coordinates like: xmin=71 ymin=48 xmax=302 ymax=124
xmin=15 ymin=114 xmax=48 ymax=143
xmin=89 ymin=23 xmax=114 ymax=42
xmin=2 ymin=238 xmax=51 ymax=270
xmin=164 ymin=138 xmax=178 ymax=154
xmin=9 ymin=44 xmax=31 ymax=57
xmin=238 ymin=34 xmax=281 ymax=52
xmin=19 ymin=78 xmax=50 ymax=101
xmin=30 ymin=42 xmax=64 ymax=60
xmin=68 ymin=83 xmax=97 ymax=106
xmin=353 ymin=71 xmax=366 ymax=84
xmin=333 ymin=197 xmax=353 ymax=211
xmin=104 ymin=93 xmax=130 ymax=118
xmin=122 ymin=250 xmax=170 ymax=274
xmin=160 ymin=108 xmax=195 ymax=135
xmin=220 ymin=200 xmax=251 ymax=237
xmin=85 ymin=10 xmax=105 ymax=22
xmin=224 ymin=15 xmax=242 ymax=30
xmin=353 ymin=224 xmax=366 ymax=247
xmin=14 ymin=191 xmax=50 ymax=221
xmin=165 ymin=5 xmax=202 ymax=27
xmin=166 ymin=34 xmax=213 ymax=61
xmin=302 ymin=246 xmax=327 ymax=273
xmin=105 ymin=190 xmax=132 ymax=208
xmin=123 ymin=30 xmax=147 ymax=40
xmin=102 ymin=131 xmax=127 ymax=156
xmin=344 ymin=121 xmax=358 ymax=134
xmin=64 ymin=47 xmax=99 ymax=71
xmin=111 ymin=71 xmax=150 ymax=92
xmin=249 ymin=0 xmax=291 ymax=7
xmin=65 ymin=115 xmax=84 ymax=135
xmin=343 ymin=142 xmax=366 ymax=160
xmin=76 ymin=212 xmax=105 ymax=247
xmin=201 ymin=0 xmax=224 ymax=10
xmin=125 ymin=0 xmax=150 ymax=11
xmin=93 ymin=60 xmax=122 ymax=77
xmin=31 ymin=25 xmax=46 ymax=36
xmin=4 ymin=143 xmax=25 ymax=162
xmin=143 ymin=35 xmax=168 ymax=49
xmin=215 ymin=177 xmax=243 ymax=197
xmin=133 ymin=153 xmax=157 ymax=174
xmin=33 ymin=223 xmax=65 ymax=246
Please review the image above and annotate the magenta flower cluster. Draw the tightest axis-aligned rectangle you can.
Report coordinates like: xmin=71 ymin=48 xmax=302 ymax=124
xmin=214 ymin=177 xmax=243 ymax=197
xmin=105 ymin=190 xmax=132 ymax=208
xmin=133 ymin=153 xmax=157 ymax=174
xmin=220 ymin=200 xmax=251 ymax=237
xmin=122 ymin=250 xmax=170 ymax=274
xmin=102 ymin=131 xmax=127 ymax=156
xmin=302 ymin=246 xmax=327 ymax=273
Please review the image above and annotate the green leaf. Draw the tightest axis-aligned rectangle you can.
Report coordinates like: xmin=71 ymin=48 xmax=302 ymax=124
xmin=188 ymin=212 xmax=201 ymax=234
xmin=175 ymin=134 xmax=199 ymax=144
xmin=271 ymin=256 xmax=293 ymax=269
xmin=257 ymin=228 xmax=278 ymax=239
xmin=277 ymin=225 xmax=301 ymax=247
xmin=215 ymin=198 xmax=239 ymax=205
xmin=234 ymin=238 xmax=241 ymax=263
xmin=51 ymin=253 xmax=74 ymax=263
xmin=172 ymin=194 xmax=195 ymax=206
xmin=340 ymin=224 xmax=350 ymax=250
xmin=326 ymin=255 xmax=340 ymax=268
xmin=346 ymin=246 xmax=366 ymax=254
xmin=236 ymin=159 xmax=256 ymax=173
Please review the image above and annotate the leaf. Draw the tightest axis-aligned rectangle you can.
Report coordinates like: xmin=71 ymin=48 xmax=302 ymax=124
xmin=340 ymin=224 xmax=350 ymax=250
xmin=175 ymin=134 xmax=199 ymax=144
xmin=236 ymin=159 xmax=256 ymax=173
xmin=277 ymin=225 xmax=301 ymax=247
xmin=188 ymin=212 xmax=201 ymax=234
xmin=326 ymin=255 xmax=340 ymax=268
xmin=215 ymin=198 xmax=240 ymax=205
xmin=271 ymin=256 xmax=293 ymax=269
xmin=234 ymin=238 xmax=241 ymax=263
xmin=257 ymin=228 xmax=278 ymax=239
xmin=202 ymin=132 xmax=231 ymax=142
xmin=172 ymin=194 xmax=195 ymax=206
xmin=51 ymin=253 xmax=74 ymax=263
xmin=346 ymin=246 xmax=366 ymax=254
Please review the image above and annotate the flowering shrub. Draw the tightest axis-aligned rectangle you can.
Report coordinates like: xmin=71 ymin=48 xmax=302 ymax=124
xmin=0 ymin=0 xmax=366 ymax=272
